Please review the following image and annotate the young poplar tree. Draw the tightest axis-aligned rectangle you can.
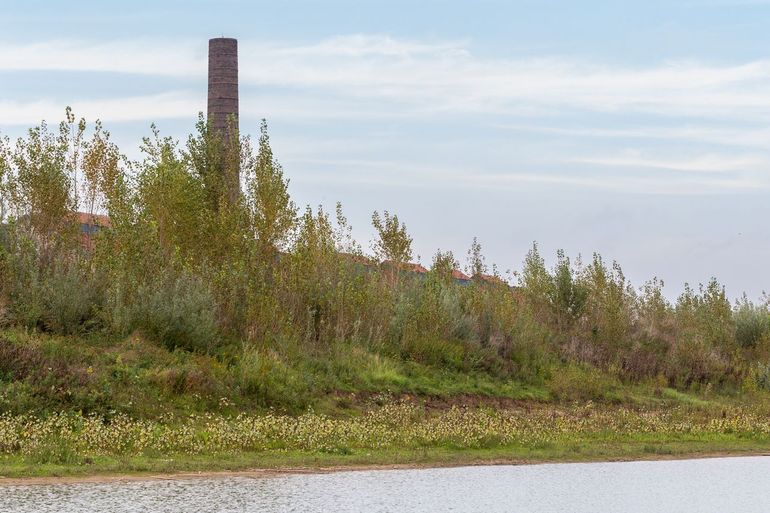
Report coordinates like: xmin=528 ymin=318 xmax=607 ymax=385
xmin=0 ymin=135 xmax=9 ymax=224
xmin=0 ymin=135 xmax=9 ymax=307
xmin=139 ymin=125 xmax=208 ymax=259
xmin=466 ymin=237 xmax=487 ymax=280
xmin=549 ymin=249 xmax=587 ymax=333
xmin=8 ymin=118 xmax=79 ymax=254
xmin=81 ymin=120 xmax=120 ymax=220
xmin=430 ymin=249 xmax=458 ymax=285
xmin=371 ymin=210 xmax=413 ymax=286
xmin=246 ymin=120 xmax=297 ymax=264
xmin=186 ymin=113 xmax=241 ymax=210
xmin=519 ymin=242 xmax=557 ymax=329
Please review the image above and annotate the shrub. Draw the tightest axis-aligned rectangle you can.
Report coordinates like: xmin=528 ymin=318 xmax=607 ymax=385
xmin=547 ymin=364 xmax=619 ymax=402
xmin=505 ymin=311 xmax=553 ymax=383
xmin=734 ymin=297 xmax=770 ymax=349
xmin=41 ymin=261 xmax=104 ymax=334
xmin=131 ymin=272 xmax=219 ymax=354
xmin=234 ymin=346 xmax=311 ymax=410
xmin=1 ymin=234 xmax=44 ymax=328
xmin=748 ymin=362 xmax=770 ymax=392
xmin=666 ymin=334 xmax=733 ymax=387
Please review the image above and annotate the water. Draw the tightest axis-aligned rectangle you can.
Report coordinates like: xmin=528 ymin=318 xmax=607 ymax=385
xmin=2 ymin=456 xmax=770 ymax=513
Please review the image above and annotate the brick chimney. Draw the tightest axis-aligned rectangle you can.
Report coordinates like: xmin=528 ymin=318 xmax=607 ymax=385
xmin=207 ymin=37 xmax=239 ymax=198
xmin=208 ymin=37 xmax=239 ymax=137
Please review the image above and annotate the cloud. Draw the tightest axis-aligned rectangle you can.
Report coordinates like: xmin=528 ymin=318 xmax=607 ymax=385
xmin=0 ymin=40 xmax=203 ymax=76
xmin=0 ymin=92 xmax=202 ymax=125
xmin=3 ymin=35 xmax=770 ymax=196
xmin=283 ymin=154 xmax=770 ymax=195
xmin=572 ymin=152 xmax=766 ymax=173
xmin=5 ymin=35 xmax=770 ymax=120
xmin=492 ymin=123 xmax=770 ymax=151
xmin=0 ymin=91 xmax=414 ymax=126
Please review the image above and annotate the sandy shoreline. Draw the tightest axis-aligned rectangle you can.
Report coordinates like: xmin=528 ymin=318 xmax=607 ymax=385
xmin=3 ymin=452 xmax=769 ymax=487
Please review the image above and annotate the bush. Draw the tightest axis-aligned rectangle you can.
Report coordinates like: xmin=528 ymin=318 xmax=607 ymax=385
xmin=666 ymin=334 xmax=733 ymax=387
xmin=547 ymin=364 xmax=619 ymax=402
xmin=734 ymin=298 xmax=770 ymax=349
xmin=234 ymin=346 xmax=311 ymax=410
xmin=748 ymin=362 xmax=770 ymax=392
xmin=41 ymin=262 xmax=104 ymax=334
xmin=131 ymin=272 xmax=219 ymax=353
xmin=1 ymin=235 xmax=44 ymax=329
xmin=505 ymin=311 xmax=553 ymax=383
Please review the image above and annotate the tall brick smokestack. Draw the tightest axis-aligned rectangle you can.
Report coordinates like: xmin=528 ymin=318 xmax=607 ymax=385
xmin=207 ymin=37 xmax=239 ymax=198
xmin=208 ymin=37 xmax=239 ymax=136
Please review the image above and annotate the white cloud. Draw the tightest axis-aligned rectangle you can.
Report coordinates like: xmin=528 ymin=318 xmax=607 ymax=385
xmin=0 ymin=91 xmax=414 ymax=126
xmin=0 ymin=40 xmax=203 ymax=76
xmin=0 ymin=92 xmax=202 ymax=125
xmin=283 ymin=155 xmax=770 ymax=195
xmin=492 ymin=123 xmax=770 ymax=151
xmin=5 ymin=35 xmax=770 ymax=120
xmin=573 ymin=152 xmax=766 ymax=173
xmin=3 ymin=35 xmax=770 ymax=196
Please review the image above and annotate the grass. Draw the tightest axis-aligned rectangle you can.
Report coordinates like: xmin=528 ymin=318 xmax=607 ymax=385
xmin=4 ymin=399 xmax=770 ymax=479
xmin=3 ymin=436 xmax=770 ymax=480
xmin=4 ymin=328 xmax=770 ymax=480
xmin=0 ymin=328 xmax=552 ymax=418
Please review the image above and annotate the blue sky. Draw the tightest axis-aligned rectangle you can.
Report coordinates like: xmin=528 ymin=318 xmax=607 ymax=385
xmin=2 ymin=0 xmax=770 ymax=300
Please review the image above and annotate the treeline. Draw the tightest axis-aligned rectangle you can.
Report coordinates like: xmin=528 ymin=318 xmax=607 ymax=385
xmin=1 ymin=111 xmax=769 ymax=398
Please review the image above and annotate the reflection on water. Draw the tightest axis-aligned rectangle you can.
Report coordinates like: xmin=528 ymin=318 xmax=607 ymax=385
xmin=2 ymin=456 xmax=770 ymax=513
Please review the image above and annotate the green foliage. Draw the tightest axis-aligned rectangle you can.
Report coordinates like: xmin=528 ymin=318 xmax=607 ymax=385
xmin=131 ymin=272 xmax=219 ymax=353
xmin=430 ymin=249 xmax=457 ymax=285
xmin=547 ymin=364 xmax=620 ymax=402
xmin=734 ymin=295 xmax=770 ymax=349
xmin=576 ymin=255 xmax=633 ymax=367
xmin=41 ymin=261 xmax=104 ymax=335
xmin=5 ymin=116 xmax=80 ymax=259
xmin=234 ymin=346 xmax=311 ymax=409
xmin=549 ymin=250 xmax=588 ymax=331
xmin=0 ymin=134 xmax=10 ymax=223
xmin=390 ymin=279 xmax=472 ymax=369
xmin=669 ymin=279 xmax=737 ymax=386
xmin=246 ymin=119 xmax=297 ymax=262
xmin=466 ymin=237 xmax=486 ymax=279
xmin=371 ymin=210 xmax=412 ymax=265
xmin=1 ymin=231 xmax=45 ymax=328
xmin=138 ymin=126 xmax=210 ymax=258
xmin=2 ymin=110 xmax=769 ymax=419
xmin=186 ymin=113 xmax=241 ymax=208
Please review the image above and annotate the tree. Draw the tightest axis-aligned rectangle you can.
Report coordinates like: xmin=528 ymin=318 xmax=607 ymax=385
xmin=81 ymin=120 xmax=123 ymax=227
xmin=734 ymin=294 xmax=770 ymax=350
xmin=7 ymin=118 xmax=79 ymax=253
xmin=371 ymin=210 xmax=412 ymax=264
xmin=466 ymin=237 xmax=487 ymax=280
xmin=579 ymin=253 xmax=633 ymax=365
xmin=245 ymin=120 xmax=297 ymax=263
xmin=430 ymin=249 xmax=458 ymax=285
xmin=186 ymin=113 xmax=241 ymax=210
xmin=290 ymin=205 xmax=338 ymax=343
xmin=85 ymin=123 xmax=132 ymax=225
xmin=372 ymin=210 xmax=413 ymax=285
xmin=0 ymin=134 xmax=9 ymax=223
xmin=519 ymin=242 xmax=551 ymax=316
xmin=138 ymin=125 xmax=207 ymax=257
xmin=549 ymin=249 xmax=587 ymax=331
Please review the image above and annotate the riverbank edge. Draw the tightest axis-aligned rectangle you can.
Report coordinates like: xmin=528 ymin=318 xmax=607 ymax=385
xmin=3 ymin=439 xmax=770 ymax=485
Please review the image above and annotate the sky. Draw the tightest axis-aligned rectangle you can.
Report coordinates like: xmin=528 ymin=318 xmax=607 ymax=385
xmin=1 ymin=0 xmax=770 ymax=301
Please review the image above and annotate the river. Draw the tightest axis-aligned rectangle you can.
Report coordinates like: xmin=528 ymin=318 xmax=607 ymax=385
xmin=2 ymin=456 xmax=769 ymax=512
